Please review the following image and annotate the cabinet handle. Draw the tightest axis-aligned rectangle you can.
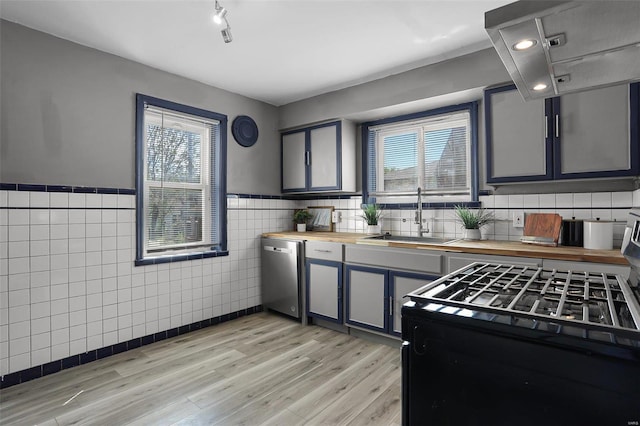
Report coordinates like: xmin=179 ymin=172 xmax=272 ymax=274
xmin=389 ymin=296 xmax=393 ymax=315
xmin=555 ymin=114 xmax=559 ymax=138
xmin=305 ymin=151 xmax=310 ymax=166
xmin=544 ymin=115 xmax=548 ymax=139
xmin=314 ymin=249 xmax=332 ymax=253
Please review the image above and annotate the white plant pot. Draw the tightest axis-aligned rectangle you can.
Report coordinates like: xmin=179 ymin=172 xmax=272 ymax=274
xmin=463 ymin=228 xmax=481 ymax=240
xmin=296 ymin=223 xmax=307 ymax=232
xmin=367 ymin=224 xmax=381 ymax=235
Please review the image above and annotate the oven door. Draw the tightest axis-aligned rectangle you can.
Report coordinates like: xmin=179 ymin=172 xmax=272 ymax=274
xmin=401 ymin=304 xmax=640 ymax=426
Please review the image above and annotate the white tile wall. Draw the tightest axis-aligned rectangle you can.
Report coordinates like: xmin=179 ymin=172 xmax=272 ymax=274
xmin=2 ymin=188 xmax=639 ymax=376
xmin=0 ymin=191 xmax=295 ymax=376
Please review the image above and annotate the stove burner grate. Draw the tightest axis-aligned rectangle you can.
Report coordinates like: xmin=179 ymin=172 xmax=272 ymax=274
xmin=410 ymin=262 xmax=640 ymax=340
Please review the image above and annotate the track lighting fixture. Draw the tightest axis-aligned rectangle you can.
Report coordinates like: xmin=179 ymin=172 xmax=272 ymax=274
xmin=213 ymin=0 xmax=232 ymax=43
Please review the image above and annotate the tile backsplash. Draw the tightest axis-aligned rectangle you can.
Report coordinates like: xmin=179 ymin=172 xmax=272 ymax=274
xmin=301 ymin=190 xmax=640 ymax=247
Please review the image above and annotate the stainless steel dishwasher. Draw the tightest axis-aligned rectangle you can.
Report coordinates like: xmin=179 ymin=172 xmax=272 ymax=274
xmin=261 ymin=237 xmax=305 ymax=322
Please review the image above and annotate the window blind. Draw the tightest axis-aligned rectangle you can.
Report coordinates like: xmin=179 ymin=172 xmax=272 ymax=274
xmin=423 ymin=124 xmax=469 ymax=192
xmin=144 ymin=108 xmax=217 ymax=253
xmin=382 ymin=132 xmax=419 ymax=192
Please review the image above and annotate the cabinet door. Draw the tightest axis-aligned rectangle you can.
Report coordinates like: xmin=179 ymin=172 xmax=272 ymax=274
xmin=389 ymin=271 xmax=439 ymax=336
xmin=555 ymin=83 xmax=639 ymax=178
xmin=306 ymin=259 xmax=343 ymax=323
xmin=485 ymin=84 xmax=553 ymax=183
xmin=282 ymin=131 xmax=307 ymax=192
xmin=345 ymin=264 xmax=387 ymax=332
xmin=309 ymin=123 xmax=340 ymax=190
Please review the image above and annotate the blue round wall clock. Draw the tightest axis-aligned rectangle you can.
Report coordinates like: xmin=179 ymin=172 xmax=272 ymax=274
xmin=232 ymin=115 xmax=259 ymax=147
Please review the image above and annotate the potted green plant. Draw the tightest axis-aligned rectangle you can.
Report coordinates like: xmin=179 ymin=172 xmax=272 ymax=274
xmin=454 ymin=205 xmax=494 ymax=240
xmin=293 ymin=209 xmax=313 ymax=232
xmin=361 ymin=203 xmax=383 ymax=234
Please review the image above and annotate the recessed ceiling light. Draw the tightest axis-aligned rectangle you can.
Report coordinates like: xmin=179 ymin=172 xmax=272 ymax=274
xmin=513 ymin=39 xmax=537 ymax=51
xmin=533 ymin=83 xmax=548 ymax=91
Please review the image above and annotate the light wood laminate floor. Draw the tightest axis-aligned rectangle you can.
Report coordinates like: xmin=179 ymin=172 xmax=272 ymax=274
xmin=0 ymin=313 xmax=402 ymax=425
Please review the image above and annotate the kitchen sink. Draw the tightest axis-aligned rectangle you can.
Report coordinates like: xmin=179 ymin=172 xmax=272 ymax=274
xmin=364 ymin=234 xmax=456 ymax=245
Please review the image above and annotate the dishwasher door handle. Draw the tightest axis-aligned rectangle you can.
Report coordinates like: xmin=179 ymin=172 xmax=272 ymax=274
xmin=263 ymin=245 xmax=292 ymax=254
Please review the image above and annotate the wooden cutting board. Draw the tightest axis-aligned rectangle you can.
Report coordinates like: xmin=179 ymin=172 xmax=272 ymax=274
xmin=522 ymin=213 xmax=563 ymax=246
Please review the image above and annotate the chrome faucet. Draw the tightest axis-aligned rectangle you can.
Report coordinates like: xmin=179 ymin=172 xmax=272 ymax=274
xmin=415 ymin=187 xmax=429 ymax=236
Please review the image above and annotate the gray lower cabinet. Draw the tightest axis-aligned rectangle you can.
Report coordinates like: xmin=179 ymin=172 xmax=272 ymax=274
xmin=306 ymin=258 xmax=343 ymax=323
xmin=344 ymin=264 xmax=438 ymax=336
xmin=389 ymin=271 xmax=439 ymax=336
xmin=345 ymin=264 xmax=387 ymax=331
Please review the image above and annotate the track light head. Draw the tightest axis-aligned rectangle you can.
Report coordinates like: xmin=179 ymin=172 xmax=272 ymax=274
xmin=221 ymin=26 xmax=233 ymax=43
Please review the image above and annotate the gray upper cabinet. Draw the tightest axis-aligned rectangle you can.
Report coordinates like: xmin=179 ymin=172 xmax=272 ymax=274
xmin=281 ymin=131 xmax=307 ymax=191
xmin=485 ymin=83 xmax=639 ymax=184
xmin=281 ymin=120 xmax=356 ymax=193
xmin=555 ymin=84 xmax=636 ymax=178
xmin=486 ymin=85 xmax=552 ymax=182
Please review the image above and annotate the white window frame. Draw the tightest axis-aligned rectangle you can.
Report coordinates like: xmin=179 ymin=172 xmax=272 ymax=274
xmin=142 ymin=107 xmax=214 ymax=257
xmin=372 ymin=111 xmax=472 ymax=197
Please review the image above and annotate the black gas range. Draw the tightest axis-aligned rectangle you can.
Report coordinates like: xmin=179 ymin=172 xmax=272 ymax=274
xmin=401 ymin=212 xmax=640 ymax=426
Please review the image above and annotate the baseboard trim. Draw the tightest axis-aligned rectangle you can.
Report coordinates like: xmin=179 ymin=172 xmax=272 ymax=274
xmin=0 ymin=305 xmax=264 ymax=389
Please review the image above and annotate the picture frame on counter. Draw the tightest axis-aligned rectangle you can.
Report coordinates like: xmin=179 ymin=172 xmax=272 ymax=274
xmin=308 ymin=206 xmax=334 ymax=232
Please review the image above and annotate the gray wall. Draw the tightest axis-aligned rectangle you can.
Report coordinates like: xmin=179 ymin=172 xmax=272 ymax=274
xmin=278 ymin=48 xmax=511 ymax=130
xmin=0 ymin=20 xmax=281 ymax=195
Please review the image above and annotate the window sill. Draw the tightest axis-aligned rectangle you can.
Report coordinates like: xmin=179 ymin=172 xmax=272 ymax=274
xmin=135 ymin=249 xmax=229 ymax=266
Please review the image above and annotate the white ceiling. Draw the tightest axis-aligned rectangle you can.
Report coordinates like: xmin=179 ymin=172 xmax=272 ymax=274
xmin=0 ymin=0 xmax=513 ymax=106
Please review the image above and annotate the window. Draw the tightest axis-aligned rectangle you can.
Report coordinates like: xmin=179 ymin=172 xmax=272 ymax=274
xmin=135 ymin=94 xmax=227 ymax=264
xmin=363 ymin=103 xmax=477 ymax=201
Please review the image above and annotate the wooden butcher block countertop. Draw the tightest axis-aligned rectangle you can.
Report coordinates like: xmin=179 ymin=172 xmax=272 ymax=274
xmin=262 ymin=231 xmax=629 ymax=266
xmin=263 ymin=232 xmax=365 ymax=244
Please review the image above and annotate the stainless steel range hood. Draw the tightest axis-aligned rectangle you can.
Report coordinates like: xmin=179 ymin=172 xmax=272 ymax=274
xmin=485 ymin=1 xmax=640 ymax=100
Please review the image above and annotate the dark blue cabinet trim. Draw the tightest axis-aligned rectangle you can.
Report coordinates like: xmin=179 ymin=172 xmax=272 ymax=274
xmin=344 ymin=264 xmax=389 ymax=333
xmin=281 ymin=121 xmax=342 ymax=193
xmin=485 ymin=84 xmax=554 ymax=184
xmin=388 ymin=270 xmax=440 ymax=337
xmin=486 ymin=82 xmax=640 ymax=184
xmin=306 ymin=258 xmax=344 ymax=324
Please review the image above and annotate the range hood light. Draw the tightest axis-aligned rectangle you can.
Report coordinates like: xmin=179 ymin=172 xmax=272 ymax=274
xmin=513 ymin=39 xmax=537 ymax=51
xmin=533 ymin=83 xmax=548 ymax=91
